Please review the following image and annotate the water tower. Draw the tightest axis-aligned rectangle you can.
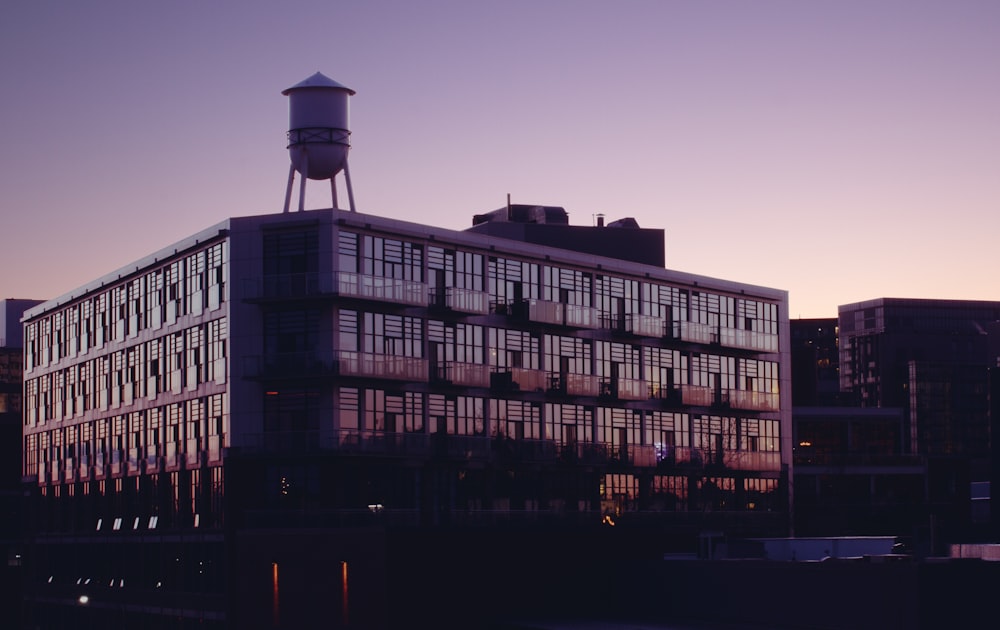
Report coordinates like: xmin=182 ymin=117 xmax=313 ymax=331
xmin=282 ymin=72 xmax=357 ymax=213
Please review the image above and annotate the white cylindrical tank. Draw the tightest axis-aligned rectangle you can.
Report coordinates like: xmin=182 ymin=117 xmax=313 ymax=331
xmin=282 ymin=72 xmax=356 ymax=181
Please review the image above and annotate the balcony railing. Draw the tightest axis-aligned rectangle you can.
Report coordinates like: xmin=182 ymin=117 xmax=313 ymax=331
xmin=626 ymin=313 xmax=666 ymax=337
xmin=497 ymin=299 xmax=601 ymax=329
xmin=674 ymin=321 xmax=718 ymax=344
xmin=186 ymin=438 xmax=202 ymax=467
xmin=657 ymin=445 xmax=782 ymax=472
xmin=207 ymin=434 xmax=225 ymax=463
xmin=599 ymin=377 xmax=647 ymax=400
xmin=512 ymin=367 xmax=547 ymax=391
xmin=728 ymin=389 xmax=780 ymax=412
xmin=678 ymin=385 xmax=780 ymax=411
xmin=547 ymin=372 xmax=601 ymax=396
xmin=488 ymin=367 xmax=546 ymax=392
xmin=338 ymin=351 xmax=429 ymax=381
xmin=563 ymin=303 xmax=600 ymax=328
xmin=337 ymin=272 xmax=428 ymax=306
xmin=430 ymin=287 xmax=490 ymax=314
xmin=719 ymin=328 xmax=779 ymax=352
xmin=680 ymin=384 xmax=714 ymax=406
xmin=434 ymin=361 xmax=490 ymax=387
xmin=648 ymin=384 xmax=681 ymax=403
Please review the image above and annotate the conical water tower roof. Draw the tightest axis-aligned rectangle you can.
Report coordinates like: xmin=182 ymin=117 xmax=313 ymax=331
xmin=282 ymin=72 xmax=355 ymax=95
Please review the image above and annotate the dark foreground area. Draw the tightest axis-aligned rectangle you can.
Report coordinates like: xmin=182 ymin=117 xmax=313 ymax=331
xmin=233 ymin=526 xmax=1000 ymax=630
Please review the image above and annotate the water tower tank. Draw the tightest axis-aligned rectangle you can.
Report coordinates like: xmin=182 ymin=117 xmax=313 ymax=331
xmin=282 ymin=72 xmax=356 ymax=181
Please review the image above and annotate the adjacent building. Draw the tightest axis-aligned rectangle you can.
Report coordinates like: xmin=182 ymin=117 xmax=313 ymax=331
xmin=1 ymin=299 xmax=44 ymax=629
xmin=790 ymin=302 xmax=1000 ymax=544
xmin=20 ymin=206 xmax=791 ymax=628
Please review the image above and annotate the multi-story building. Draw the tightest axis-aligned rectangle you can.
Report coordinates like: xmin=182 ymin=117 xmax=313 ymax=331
xmin=20 ymin=206 xmax=790 ymax=628
xmin=1 ymin=299 xmax=43 ymax=630
xmin=789 ymin=317 xmax=925 ymax=537
xmin=838 ymin=298 xmax=1000 ymax=545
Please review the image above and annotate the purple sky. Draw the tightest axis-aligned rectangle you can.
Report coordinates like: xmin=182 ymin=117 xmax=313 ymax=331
xmin=2 ymin=1 xmax=998 ymax=317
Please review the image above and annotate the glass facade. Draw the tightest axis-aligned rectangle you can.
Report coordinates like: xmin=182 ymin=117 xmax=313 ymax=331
xmin=238 ymin=212 xmax=785 ymax=521
xmin=21 ymin=209 xmax=789 ymax=627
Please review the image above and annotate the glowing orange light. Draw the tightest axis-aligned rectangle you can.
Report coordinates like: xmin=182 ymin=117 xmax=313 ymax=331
xmin=341 ymin=560 xmax=349 ymax=626
xmin=271 ymin=562 xmax=279 ymax=627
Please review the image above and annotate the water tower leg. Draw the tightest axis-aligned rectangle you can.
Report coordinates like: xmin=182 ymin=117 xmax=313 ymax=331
xmin=331 ymin=178 xmax=339 ymax=210
xmin=344 ymin=160 xmax=357 ymax=213
xmin=298 ymin=153 xmax=308 ymax=212
xmin=283 ymin=163 xmax=296 ymax=214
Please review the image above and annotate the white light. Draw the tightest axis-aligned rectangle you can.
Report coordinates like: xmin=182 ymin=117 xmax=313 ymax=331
xmin=113 ymin=518 xmax=122 ymax=531
xmin=96 ymin=518 xmax=102 ymax=531
xmin=132 ymin=517 xmax=140 ymax=530
xmin=78 ymin=595 xmax=89 ymax=605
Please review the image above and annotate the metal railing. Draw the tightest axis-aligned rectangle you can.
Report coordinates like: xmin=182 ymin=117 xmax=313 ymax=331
xmin=430 ymin=287 xmax=490 ymax=314
xmin=337 ymin=272 xmax=428 ymax=306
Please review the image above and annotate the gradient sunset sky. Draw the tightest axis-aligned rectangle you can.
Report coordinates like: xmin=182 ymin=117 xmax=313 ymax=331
xmin=2 ymin=1 xmax=998 ymax=317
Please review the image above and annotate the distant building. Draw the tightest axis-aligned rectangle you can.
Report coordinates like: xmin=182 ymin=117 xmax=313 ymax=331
xmin=1 ymin=298 xmax=44 ymax=630
xmin=790 ymin=317 xmax=926 ymax=537
xmin=790 ymin=317 xmax=846 ymax=407
xmin=837 ymin=298 xmax=1000 ymax=545
xmin=19 ymin=206 xmax=790 ymax=628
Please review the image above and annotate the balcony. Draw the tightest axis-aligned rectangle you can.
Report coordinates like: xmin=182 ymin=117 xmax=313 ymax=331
xmin=547 ymin=372 xmax=601 ymax=396
xmin=680 ymin=384 xmax=714 ymax=406
xmin=718 ymin=328 xmax=779 ymax=353
xmin=671 ymin=321 xmax=779 ymax=352
xmin=625 ymin=314 xmax=666 ymax=337
xmin=497 ymin=299 xmax=600 ymax=329
xmin=164 ymin=442 xmax=181 ymax=471
xmin=728 ymin=389 xmax=780 ymax=412
xmin=674 ymin=321 xmax=718 ymax=344
xmin=207 ymin=434 xmax=225 ymax=464
xmin=338 ymin=351 xmax=429 ymax=381
xmin=434 ymin=361 xmax=490 ymax=387
xmin=511 ymin=367 xmax=547 ymax=391
xmin=648 ymin=384 xmax=681 ymax=404
xmin=599 ymin=377 xmax=647 ymax=401
xmin=430 ymin=287 xmax=490 ymax=314
xmin=337 ymin=272 xmax=428 ymax=306
xmin=110 ymin=449 xmax=125 ymax=476
xmin=489 ymin=367 xmax=546 ymax=392
xmin=657 ymin=445 xmax=781 ymax=472
xmin=185 ymin=438 xmax=202 ymax=468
